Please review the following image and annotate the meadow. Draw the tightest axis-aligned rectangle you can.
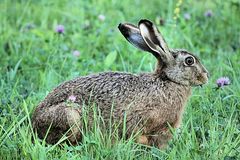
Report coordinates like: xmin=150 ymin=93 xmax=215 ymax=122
xmin=0 ymin=0 xmax=239 ymax=159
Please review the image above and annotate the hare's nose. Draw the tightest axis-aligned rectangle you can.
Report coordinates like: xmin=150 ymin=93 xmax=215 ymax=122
xmin=206 ymin=72 xmax=210 ymax=78
xmin=204 ymin=72 xmax=210 ymax=78
xmin=202 ymin=66 xmax=209 ymax=78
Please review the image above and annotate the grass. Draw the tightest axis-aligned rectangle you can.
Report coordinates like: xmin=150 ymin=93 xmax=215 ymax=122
xmin=0 ymin=0 xmax=239 ymax=159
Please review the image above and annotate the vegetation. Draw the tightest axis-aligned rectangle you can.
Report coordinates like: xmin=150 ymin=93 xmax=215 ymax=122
xmin=0 ymin=0 xmax=239 ymax=159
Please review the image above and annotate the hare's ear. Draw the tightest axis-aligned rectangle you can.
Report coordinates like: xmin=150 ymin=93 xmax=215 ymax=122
xmin=118 ymin=23 xmax=160 ymax=58
xmin=138 ymin=19 xmax=174 ymax=64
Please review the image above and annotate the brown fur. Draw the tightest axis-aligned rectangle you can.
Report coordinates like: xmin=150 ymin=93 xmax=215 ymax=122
xmin=32 ymin=19 xmax=208 ymax=148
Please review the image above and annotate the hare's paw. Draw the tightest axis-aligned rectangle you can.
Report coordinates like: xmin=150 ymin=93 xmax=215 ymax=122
xmin=149 ymin=131 xmax=172 ymax=149
xmin=136 ymin=135 xmax=149 ymax=145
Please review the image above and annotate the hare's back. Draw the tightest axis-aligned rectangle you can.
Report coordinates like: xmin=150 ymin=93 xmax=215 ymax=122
xmin=41 ymin=72 xmax=144 ymax=107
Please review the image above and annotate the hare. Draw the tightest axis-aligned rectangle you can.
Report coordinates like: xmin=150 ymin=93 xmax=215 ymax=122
xmin=32 ymin=19 xmax=209 ymax=148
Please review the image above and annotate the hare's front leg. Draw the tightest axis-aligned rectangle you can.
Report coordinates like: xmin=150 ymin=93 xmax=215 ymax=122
xmin=32 ymin=102 xmax=82 ymax=145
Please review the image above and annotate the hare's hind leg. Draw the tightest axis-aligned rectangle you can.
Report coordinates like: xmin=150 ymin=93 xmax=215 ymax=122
xmin=148 ymin=130 xmax=172 ymax=149
xmin=32 ymin=102 xmax=82 ymax=145
xmin=136 ymin=135 xmax=149 ymax=145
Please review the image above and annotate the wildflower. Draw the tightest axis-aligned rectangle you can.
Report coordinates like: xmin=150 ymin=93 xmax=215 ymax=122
xmin=98 ymin=14 xmax=105 ymax=21
xmin=177 ymin=0 xmax=183 ymax=6
xmin=55 ymin=24 xmax=65 ymax=34
xmin=204 ymin=10 xmax=213 ymax=17
xmin=72 ymin=50 xmax=80 ymax=57
xmin=184 ymin=13 xmax=191 ymax=20
xmin=20 ymin=23 xmax=35 ymax=32
xmin=216 ymin=77 xmax=230 ymax=88
xmin=25 ymin=23 xmax=35 ymax=30
xmin=26 ymin=23 xmax=35 ymax=29
xmin=174 ymin=7 xmax=180 ymax=15
xmin=83 ymin=20 xmax=91 ymax=30
xmin=68 ymin=95 xmax=76 ymax=102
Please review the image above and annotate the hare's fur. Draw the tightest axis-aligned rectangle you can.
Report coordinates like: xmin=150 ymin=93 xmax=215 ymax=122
xmin=32 ymin=19 xmax=208 ymax=148
xmin=32 ymin=72 xmax=190 ymax=147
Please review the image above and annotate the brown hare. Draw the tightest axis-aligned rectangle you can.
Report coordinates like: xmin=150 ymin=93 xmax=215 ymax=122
xmin=32 ymin=19 xmax=209 ymax=148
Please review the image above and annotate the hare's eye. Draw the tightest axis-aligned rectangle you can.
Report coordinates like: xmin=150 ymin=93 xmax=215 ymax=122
xmin=185 ymin=56 xmax=194 ymax=66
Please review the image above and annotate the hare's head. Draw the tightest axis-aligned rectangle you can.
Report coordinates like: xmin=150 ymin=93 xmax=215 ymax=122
xmin=118 ymin=19 xmax=209 ymax=86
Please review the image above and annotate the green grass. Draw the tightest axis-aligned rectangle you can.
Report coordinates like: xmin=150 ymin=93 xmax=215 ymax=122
xmin=0 ymin=0 xmax=239 ymax=159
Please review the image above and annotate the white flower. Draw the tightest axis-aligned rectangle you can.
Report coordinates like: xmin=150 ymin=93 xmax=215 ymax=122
xmin=98 ymin=14 xmax=106 ymax=21
xmin=184 ymin=13 xmax=191 ymax=20
xmin=72 ymin=50 xmax=80 ymax=57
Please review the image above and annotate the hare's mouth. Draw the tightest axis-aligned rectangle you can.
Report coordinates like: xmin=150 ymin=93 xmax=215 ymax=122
xmin=194 ymin=84 xmax=203 ymax=87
